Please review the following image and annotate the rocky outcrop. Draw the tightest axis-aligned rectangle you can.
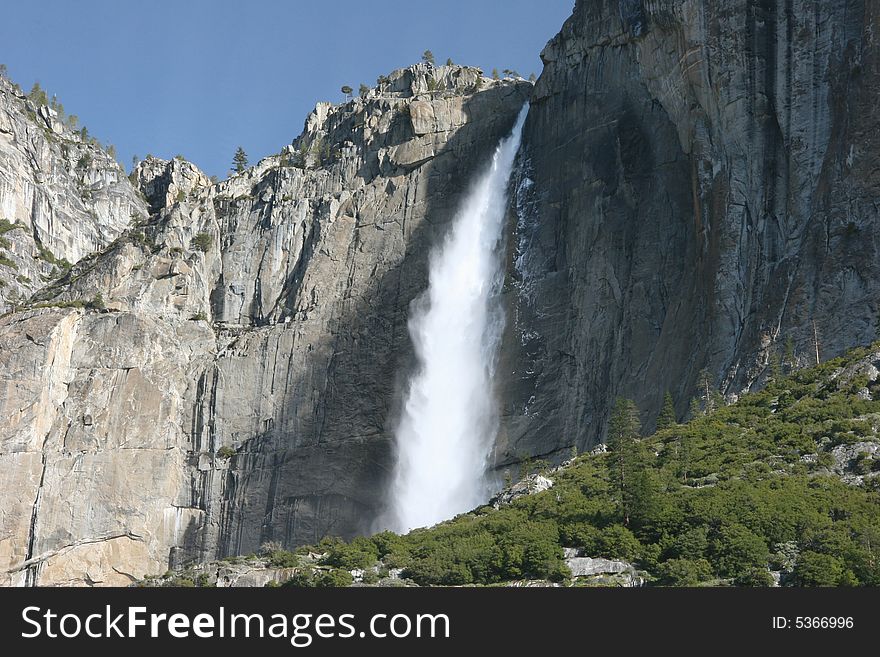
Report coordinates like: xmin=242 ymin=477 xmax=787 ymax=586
xmin=490 ymin=473 xmax=554 ymax=508
xmin=563 ymin=548 xmax=644 ymax=586
xmin=0 ymin=64 xmax=530 ymax=585
xmin=0 ymin=75 xmax=147 ymax=312
xmin=497 ymin=0 xmax=880 ymax=463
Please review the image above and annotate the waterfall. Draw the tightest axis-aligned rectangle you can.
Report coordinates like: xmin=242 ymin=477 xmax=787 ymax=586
xmin=388 ymin=106 xmax=528 ymax=532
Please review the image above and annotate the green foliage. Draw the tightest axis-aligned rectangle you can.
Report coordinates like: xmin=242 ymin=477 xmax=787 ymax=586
xmin=358 ymin=83 xmax=369 ymax=98
xmin=734 ymin=567 xmax=774 ymax=587
xmin=0 ymin=218 xmax=22 ymax=235
xmin=656 ymin=558 xmax=713 ymax=586
xmin=88 ymin=293 xmax=105 ymax=310
xmin=191 ymin=232 xmax=212 ymax=253
xmin=217 ymin=445 xmax=235 ymax=459
xmin=657 ymin=392 xmax=677 ymax=430
xmin=340 ymin=85 xmax=353 ymax=97
xmin=28 ymin=81 xmax=48 ymax=106
xmin=607 ymin=398 xmax=644 ymax=525
xmin=283 ymin=568 xmax=353 ymax=588
xmin=322 ymin=536 xmax=379 ymax=570
xmin=76 ymin=153 xmax=92 ymax=171
xmin=231 ymin=146 xmax=248 ymax=173
xmin=288 ymin=344 xmax=880 ymax=586
xmin=710 ymin=524 xmax=769 ymax=578
xmin=0 ymin=254 xmax=16 ymax=269
xmin=422 ymin=50 xmax=435 ymax=66
xmin=491 ymin=68 xmax=500 ymax=80
xmin=265 ymin=549 xmax=299 ymax=569
xmin=791 ymin=551 xmax=851 ymax=586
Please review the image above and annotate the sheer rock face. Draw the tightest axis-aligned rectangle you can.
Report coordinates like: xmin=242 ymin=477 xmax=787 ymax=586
xmin=0 ymin=77 xmax=148 ymax=312
xmin=496 ymin=0 xmax=880 ymax=463
xmin=3 ymin=0 xmax=878 ymax=588
xmin=0 ymin=64 xmax=530 ymax=585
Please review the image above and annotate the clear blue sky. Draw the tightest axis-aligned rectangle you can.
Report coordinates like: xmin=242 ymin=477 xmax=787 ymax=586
xmin=0 ymin=0 xmax=573 ymax=178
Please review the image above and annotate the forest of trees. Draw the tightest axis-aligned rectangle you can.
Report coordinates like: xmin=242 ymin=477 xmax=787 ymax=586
xmin=241 ymin=343 xmax=880 ymax=588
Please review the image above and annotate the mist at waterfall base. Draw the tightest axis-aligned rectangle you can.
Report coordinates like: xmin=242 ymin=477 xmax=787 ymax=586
xmin=386 ymin=106 xmax=528 ymax=533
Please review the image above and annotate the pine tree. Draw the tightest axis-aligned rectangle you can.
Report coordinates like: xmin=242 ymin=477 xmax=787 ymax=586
xmin=359 ymin=83 xmax=369 ymax=98
xmin=657 ymin=391 xmax=677 ymax=430
xmin=340 ymin=85 xmax=353 ymax=100
xmin=688 ymin=396 xmax=703 ymax=421
xmin=697 ymin=368 xmax=723 ymax=414
xmin=445 ymin=57 xmax=454 ymax=66
xmin=784 ymin=336 xmax=795 ymax=373
xmin=232 ymin=146 xmax=248 ymax=173
xmin=677 ymin=431 xmax=693 ymax=483
xmin=28 ymin=81 xmax=48 ymax=105
xmin=422 ymin=50 xmax=435 ymax=66
xmin=528 ymin=72 xmax=537 ymax=82
xmin=491 ymin=68 xmax=500 ymax=80
xmin=607 ymin=398 xmax=642 ymax=526
xmin=769 ymin=351 xmax=782 ymax=380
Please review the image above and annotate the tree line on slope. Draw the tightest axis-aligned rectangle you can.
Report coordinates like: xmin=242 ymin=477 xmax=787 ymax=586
xmin=270 ymin=344 xmax=880 ymax=587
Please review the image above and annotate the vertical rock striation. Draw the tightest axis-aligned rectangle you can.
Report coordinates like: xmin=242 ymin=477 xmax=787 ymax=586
xmin=0 ymin=64 xmax=530 ymax=584
xmin=497 ymin=0 xmax=880 ymax=464
xmin=0 ymin=75 xmax=147 ymax=311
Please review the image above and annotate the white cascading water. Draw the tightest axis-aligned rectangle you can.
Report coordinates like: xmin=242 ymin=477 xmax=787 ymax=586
xmin=388 ymin=106 xmax=528 ymax=532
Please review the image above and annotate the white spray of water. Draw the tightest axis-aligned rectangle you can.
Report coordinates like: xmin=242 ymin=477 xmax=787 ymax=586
xmin=388 ymin=106 xmax=528 ymax=532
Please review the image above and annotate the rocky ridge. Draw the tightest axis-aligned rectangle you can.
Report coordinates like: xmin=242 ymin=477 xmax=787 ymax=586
xmin=0 ymin=75 xmax=147 ymax=311
xmin=0 ymin=63 xmax=530 ymax=585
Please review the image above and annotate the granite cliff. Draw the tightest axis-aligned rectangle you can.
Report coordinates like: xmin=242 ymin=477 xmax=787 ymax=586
xmin=0 ymin=63 xmax=529 ymax=585
xmin=497 ymin=0 xmax=880 ymax=464
xmin=2 ymin=0 xmax=878 ymax=586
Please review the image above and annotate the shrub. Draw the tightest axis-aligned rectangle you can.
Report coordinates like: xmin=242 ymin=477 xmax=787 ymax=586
xmin=88 ymin=293 xmax=105 ymax=310
xmin=710 ymin=524 xmax=770 ymax=579
xmin=668 ymin=526 xmax=709 ymax=560
xmin=0 ymin=218 xmax=22 ymax=235
xmin=791 ymin=551 xmax=848 ymax=586
xmin=191 ymin=233 xmax=212 ymax=252
xmin=217 ymin=445 xmax=235 ymax=459
xmin=711 ymin=524 xmax=770 ymax=577
xmin=734 ymin=567 xmax=774 ymax=587
xmin=266 ymin=550 xmax=299 ymax=569
xmin=656 ymin=558 xmax=713 ymax=586
xmin=596 ymin=524 xmax=642 ymax=561
xmin=314 ymin=569 xmax=354 ymax=587
xmin=323 ymin=536 xmax=379 ymax=570
xmin=282 ymin=568 xmax=352 ymax=587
